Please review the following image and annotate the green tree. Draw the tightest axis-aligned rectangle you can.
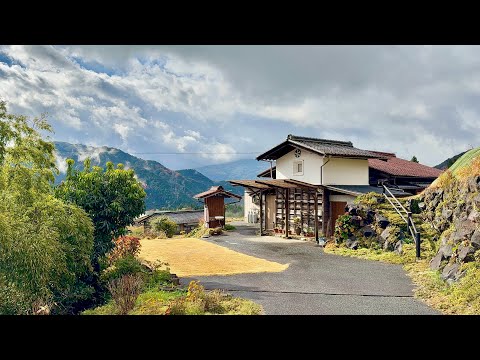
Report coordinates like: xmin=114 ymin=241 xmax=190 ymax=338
xmin=55 ymin=159 xmax=147 ymax=270
xmin=0 ymin=101 xmax=94 ymax=314
xmin=411 ymin=156 xmax=419 ymax=163
xmin=152 ymin=216 xmax=178 ymax=238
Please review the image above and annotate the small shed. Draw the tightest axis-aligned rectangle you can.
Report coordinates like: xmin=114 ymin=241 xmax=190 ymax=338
xmin=194 ymin=186 xmax=242 ymax=228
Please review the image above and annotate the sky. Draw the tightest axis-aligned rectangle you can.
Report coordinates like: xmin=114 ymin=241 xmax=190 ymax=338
xmin=0 ymin=45 xmax=477 ymax=169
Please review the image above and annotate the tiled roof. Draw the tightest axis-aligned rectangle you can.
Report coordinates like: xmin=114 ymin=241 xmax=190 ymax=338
xmin=257 ymin=134 xmax=387 ymax=160
xmin=368 ymin=152 xmax=443 ymax=178
xmin=193 ymin=186 xmax=242 ymax=199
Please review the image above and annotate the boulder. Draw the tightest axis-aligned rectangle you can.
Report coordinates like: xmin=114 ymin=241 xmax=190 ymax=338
xmin=471 ymin=229 xmax=480 ymax=249
xmin=346 ymin=204 xmax=358 ymax=216
xmin=439 ymin=244 xmax=453 ymax=258
xmin=380 ymin=227 xmax=392 ymax=244
xmin=376 ymin=214 xmax=390 ymax=229
xmin=473 ymin=194 xmax=480 ymax=208
xmin=345 ymin=237 xmax=356 ymax=249
xmin=365 ymin=210 xmax=376 ymax=224
xmin=457 ymin=245 xmax=475 ymax=262
xmin=442 ymin=208 xmax=453 ymax=221
xmin=430 ymin=252 xmax=443 ymax=270
xmin=441 ymin=263 xmax=460 ymax=281
xmin=468 ymin=175 xmax=480 ymax=193
xmin=359 ymin=225 xmax=375 ymax=238
xmin=349 ymin=241 xmax=359 ymax=250
xmin=451 ymin=219 xmax=476 ymax=243
xmin=394 ymin=240 xmax=403 ymax=255
xmin=468 ymin=208 xmax=480 ymax=223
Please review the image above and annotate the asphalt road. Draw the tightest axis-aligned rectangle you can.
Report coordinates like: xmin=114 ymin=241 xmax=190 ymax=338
xmin=181 ymin=222 xmax=439 ymax=315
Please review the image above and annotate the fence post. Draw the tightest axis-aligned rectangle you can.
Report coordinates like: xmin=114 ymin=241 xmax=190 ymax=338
xmin=416 ymin=232 xmax=421 ymax=260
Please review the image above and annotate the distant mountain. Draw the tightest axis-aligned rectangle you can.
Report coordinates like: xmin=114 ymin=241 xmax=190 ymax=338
xmin=193 ymin=158 xmax=269 ymax=181
xmin=53 ymin=142 xmax=241 ymax=210
xmin=435 ymin=151 xmax=468 ymax=170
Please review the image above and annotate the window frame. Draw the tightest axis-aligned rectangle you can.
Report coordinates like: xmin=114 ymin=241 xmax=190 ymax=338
xmin=293 ymin=160 xmax=304 ymax=176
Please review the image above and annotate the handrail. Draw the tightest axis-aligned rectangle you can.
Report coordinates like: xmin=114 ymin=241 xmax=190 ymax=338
xmin=383 ymin=185 xmax=409 ymax=214
xmin=382 ymin=184 xmax=421 ymax=260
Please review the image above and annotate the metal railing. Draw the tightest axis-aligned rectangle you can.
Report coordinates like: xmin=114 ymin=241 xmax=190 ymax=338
xmin=382 ymin=184 xmax=421 ymax=260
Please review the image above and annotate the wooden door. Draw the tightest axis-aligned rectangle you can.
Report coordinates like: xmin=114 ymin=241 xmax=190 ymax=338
xmin=265 ymin=194 xmax=276 ymax=230
xmin=330 ymin=201 xmax=347 ymax=235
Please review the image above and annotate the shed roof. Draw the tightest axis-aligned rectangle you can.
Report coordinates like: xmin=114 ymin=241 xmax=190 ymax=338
xmin=257 ymin=134 xmax=387 ymax=161
xmin=368 ymin=152 xmax=443 ymax=178
xmin=257 ymin=166 xmax=276 ymax=178
xmin=193 ymin=185 xmax=242 ymax=200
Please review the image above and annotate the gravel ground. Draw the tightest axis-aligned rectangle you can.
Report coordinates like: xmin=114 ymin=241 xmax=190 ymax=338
xmin=181 ymin=222 xmax=439 ymax=315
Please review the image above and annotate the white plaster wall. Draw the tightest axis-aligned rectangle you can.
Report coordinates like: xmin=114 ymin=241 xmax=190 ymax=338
xmin=329 ymin=194 xmax=357 ymax=204
xmin=322 ymin=158 xmax=369 ymax=185
xmin=244 ymin=189 xmax=259 ymax=222
xmin=276 ymin=148 xmax=323 ymax=184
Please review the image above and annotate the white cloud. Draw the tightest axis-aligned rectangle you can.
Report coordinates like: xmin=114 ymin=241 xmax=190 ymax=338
xmin=1 ymin=45 xmax=480 ymax=167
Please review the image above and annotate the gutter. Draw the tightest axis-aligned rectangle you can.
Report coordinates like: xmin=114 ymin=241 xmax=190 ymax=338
xmin=320 ymin=155 xmax=331 ymax=185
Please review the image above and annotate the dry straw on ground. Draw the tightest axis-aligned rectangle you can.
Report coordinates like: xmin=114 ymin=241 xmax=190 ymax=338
xmin=139 ymin=237 xmax=289 ymax=277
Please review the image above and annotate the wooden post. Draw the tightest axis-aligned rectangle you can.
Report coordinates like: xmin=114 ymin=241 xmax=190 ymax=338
xmin=314 ymin=191 xmax=319 ymax=243
xmin=259 ymin=190 xmax=264 ymax=236
xmin=285 ymin=188 xmax=290 ymax=237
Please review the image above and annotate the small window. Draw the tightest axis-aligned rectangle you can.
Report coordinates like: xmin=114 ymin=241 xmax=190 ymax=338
xmin=293 ymin=160 xmax=304 ymax=175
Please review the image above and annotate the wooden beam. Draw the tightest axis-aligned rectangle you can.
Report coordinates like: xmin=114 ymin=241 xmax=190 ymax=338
xmin=259 ymin=190 xmax=264 ymax=236
xmin=314 ymin=191 xmax=319 ymax=243
xmin=285 ymin=187 xmax=289 ymax=238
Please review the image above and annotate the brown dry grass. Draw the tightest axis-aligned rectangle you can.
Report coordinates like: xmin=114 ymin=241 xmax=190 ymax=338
xmin=138 ymin=237 xmax=289 ymax=277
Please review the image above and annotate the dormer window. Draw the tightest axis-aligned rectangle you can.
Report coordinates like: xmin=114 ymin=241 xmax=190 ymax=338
xmin=293 ymin=160 xmax=304 ymax=175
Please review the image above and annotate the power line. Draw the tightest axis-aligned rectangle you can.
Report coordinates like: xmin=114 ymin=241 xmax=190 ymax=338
xmin=130 ymin=152 xmax=261 ymax=155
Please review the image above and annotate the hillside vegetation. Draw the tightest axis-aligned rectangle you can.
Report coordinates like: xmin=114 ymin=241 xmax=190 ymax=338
xmin=54 ymin=142 xmax=243 ymax=210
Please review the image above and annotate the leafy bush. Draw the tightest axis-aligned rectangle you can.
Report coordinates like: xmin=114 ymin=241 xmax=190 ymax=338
xmin=151 ymin=216 xmax=177 ymax=238
xmin=107 ymin=236 xmax=141 ymax=264
xmin=107 ymin=274 xmax=143 ymax=315
xmin=334 ymin=214 xmax=355 ymax=242
xmin=101 ymin=255 xmax=145 ymax=283
xmin=224 ymin=224 xmax=236 ymax=231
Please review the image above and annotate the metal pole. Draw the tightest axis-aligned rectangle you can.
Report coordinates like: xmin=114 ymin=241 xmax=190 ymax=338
xmin=416 ymin=233 xmax=421 ymax=260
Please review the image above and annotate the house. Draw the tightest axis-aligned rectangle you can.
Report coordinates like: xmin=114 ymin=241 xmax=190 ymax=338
xmin=257 ymin=151 xmax=443 ymax=195
xmin=134 ymin=209 xmax=204 ymax=234
xmin=229 ymin=134 xmax=441 ymax=239
xmin=193 ymin=186 xmax=242 ymax=228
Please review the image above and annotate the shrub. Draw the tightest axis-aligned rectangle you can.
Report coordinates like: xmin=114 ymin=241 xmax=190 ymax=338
xmin=107 ymin=274 xmax=143 ymax=315
xmin=107 ymin=236 xmax=141 ymax=264
xmin=334 ymin=214 xmax=355 ymax=242
xmin=151 ymin=216 xmax=177 ymax=238
xmin=209 ymin=227 xmax=223 ymax=236
xmin=187 ymin=220 xmax=209 ymax=238
xmin=224 ymin=224 xmax=236 ymax=231
xmin=101 ymin=255 xmax=145 ymax=283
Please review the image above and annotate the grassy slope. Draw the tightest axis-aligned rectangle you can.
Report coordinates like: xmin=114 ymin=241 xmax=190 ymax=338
xmin=83 ymin=288 xmax=262 ymax=315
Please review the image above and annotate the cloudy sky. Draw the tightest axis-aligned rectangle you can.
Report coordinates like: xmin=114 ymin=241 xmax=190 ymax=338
xmin=0 ymin=45 xmax=477 ymax=169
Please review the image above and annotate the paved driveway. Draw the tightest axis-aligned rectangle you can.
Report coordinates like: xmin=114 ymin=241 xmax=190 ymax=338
xmin=182 ymin=222 xmax=438 ymax=315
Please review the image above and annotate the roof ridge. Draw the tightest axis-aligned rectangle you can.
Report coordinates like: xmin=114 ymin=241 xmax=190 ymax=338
xmin=287 ymin=134 xmax=353 ymax=147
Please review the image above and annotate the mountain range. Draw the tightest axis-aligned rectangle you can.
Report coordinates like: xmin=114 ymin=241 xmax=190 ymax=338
xmin=53 ymin=142 xmax=243 ymax=210
xmin=194 ymin=158 xmax=269 ymax=181
xmin=434 ymin=151 xmax=468 ymax=170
